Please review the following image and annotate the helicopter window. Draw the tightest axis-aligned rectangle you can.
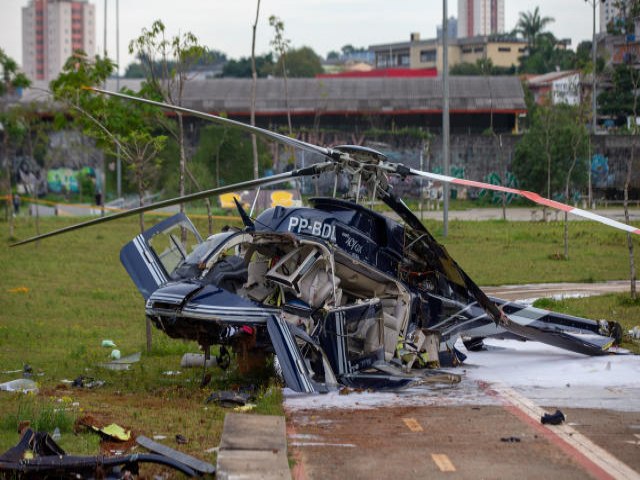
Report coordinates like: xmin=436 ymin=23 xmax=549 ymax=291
xmin=171 ymin=232 xmax=236 ymax=280
xmin=148 ymin=223 xmax=200 ymax=277
xmin=184 ymin=232 xmax=236 ymax=266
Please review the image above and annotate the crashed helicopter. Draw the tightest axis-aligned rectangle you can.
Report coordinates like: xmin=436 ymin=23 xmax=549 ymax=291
xmin=14 ymin=87 xmax=637 ymax=393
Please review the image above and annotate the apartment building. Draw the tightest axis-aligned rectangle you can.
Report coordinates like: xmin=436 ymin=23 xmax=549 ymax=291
xmin=22 ymin=0 xmax=96 ymax=82
xmin=457 ymin=0 xmax=505 ymax=38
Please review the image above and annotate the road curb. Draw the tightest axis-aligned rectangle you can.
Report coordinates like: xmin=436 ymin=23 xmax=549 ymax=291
xmin=216 ymin=413 xmax=292 ymax=480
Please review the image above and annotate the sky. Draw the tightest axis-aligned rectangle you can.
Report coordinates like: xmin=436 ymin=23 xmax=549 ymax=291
xmin=0 ymin=0 xmax=599 ymax=75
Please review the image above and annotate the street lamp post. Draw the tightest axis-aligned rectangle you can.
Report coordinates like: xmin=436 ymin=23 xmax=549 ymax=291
xmin=586 ymin=0 xmax=603 ymax=208
xmin=116 ymin=0 xmax=121 ymax=200
xmin=442 ymin=0 xmax=450 ymax=237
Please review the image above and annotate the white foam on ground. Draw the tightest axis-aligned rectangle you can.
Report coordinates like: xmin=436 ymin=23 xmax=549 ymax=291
xmin=284 ymin=338 xmax=640 ymax=412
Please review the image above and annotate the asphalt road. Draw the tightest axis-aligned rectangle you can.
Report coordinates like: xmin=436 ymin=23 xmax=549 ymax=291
xmin=285 ymin=282 xmax=640 ymax=480
xmin=411 ymin=207 xmax=640 ymax=222
xmin=482 ymin=280 xmax=632 ymax=302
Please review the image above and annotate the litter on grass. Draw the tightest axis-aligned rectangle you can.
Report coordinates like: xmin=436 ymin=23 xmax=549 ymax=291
xmin=0 ymin=378 xmax=38 ymax=394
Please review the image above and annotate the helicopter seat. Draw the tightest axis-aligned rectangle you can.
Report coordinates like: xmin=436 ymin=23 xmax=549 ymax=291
xmin=381 ymin=297 xmax=409 ymax=361
xmin=243 ymin=259 xmax=274 ymax=302
xmin=266 ymin=246 xmax=339 ymax=308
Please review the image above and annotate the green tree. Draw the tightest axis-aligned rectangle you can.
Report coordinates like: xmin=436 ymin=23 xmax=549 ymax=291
xmin=326 ymin=50 xmax=340 ymax=61
xmin=450 ymin=59 xmax=516 ymax=76
xmin=50 ymin=52 xmax=166 ymax=232
xmin=250 ymin=0 xmax=262 ymax=181
xmin=129 ymin=20 xmax=207 ymax=219
xmin=622 ymin=57 xmax=640 ymax=298
xmin=192 ymin=124 xmax=272 ymax=188
xmin=221 ymin=54 xmax=274 ymax=78
xmin=124 ymin=62 xmax=147 ymax=78
xmin=514 ymin=7 xmax=555 ymax=51
xmin=0 ymin=48 xmax=31 ymax=239
xmin=51 ymin=51 xmax=166 ymax=353
xmin=277 ymin=46 xmax=323 ymax=78
xmin=598 ymin=63 xmax=640 ymax=117
xmin=519 ymin=33 xmax=577 ymax=74
xmin=575 ymin=40 xmax=593 ymax=70
xmin=513 ymin=103 xmax=588 ymax=199
xmin=269 ymin=15 xmax=292 ymax=135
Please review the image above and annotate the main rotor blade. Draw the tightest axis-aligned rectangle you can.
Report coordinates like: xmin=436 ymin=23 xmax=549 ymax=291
xmin=11 ymin=164 xmax=331 ymax=247
xmin=87 ymin=87 xmax=337 ymax=161
xmin=409 ymin=168 xmax=640 ymax=236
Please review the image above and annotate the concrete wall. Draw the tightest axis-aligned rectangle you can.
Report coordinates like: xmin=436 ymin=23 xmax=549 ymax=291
xmin=292 ymin=132 xmax=640 ymax=199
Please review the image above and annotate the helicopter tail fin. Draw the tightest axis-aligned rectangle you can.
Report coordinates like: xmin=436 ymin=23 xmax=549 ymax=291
xmin=234 ymin=197 xmax=255 ymax=230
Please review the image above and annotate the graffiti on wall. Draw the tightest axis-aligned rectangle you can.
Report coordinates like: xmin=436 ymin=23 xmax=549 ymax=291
xmin=591 ymin=154 xmax=615 ymax=188
xmin=479 ymin=171 xmax=519 ymax=204
xmin=47 ymin=167 xmax=98 ymax=194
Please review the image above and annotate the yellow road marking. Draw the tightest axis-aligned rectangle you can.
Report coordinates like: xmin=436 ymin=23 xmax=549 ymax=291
xmin=402 ymin=417 xmax=423 ymax=432
xmin=431 ymin=453 xmax=456 ymax=472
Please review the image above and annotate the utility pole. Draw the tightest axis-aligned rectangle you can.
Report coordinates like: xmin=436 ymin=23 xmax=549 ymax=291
xmin=586 ymin=0 xmax=600 ymax=208
xmin=101 ymin=0 xmax=107 ymax=216
xmin=442 ymin=0 xmax=450 ymax=237
xmin=116 ymin=0 xmax=121 ymax=199
xmin=103 ymin=0 xmax=107 ymax=58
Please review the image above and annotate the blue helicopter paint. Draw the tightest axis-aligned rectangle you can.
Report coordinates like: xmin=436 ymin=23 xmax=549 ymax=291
xmin=255 ymin=198 xmax=405 ymax=275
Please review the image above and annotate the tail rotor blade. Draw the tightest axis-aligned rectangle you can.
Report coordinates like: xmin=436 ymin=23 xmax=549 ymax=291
xmin=409 ymin=168 xmax=640 ymax=236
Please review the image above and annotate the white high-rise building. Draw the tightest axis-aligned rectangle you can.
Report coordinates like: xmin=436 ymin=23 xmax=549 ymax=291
xmin=457 ymin=0 xmax=505 ymax=38
xmin=22 ymin=0 xmax=95 ymax=82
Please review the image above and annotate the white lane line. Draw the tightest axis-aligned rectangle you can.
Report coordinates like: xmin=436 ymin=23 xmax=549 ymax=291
xmin=493 ymin=384 xmax=639 ymax=480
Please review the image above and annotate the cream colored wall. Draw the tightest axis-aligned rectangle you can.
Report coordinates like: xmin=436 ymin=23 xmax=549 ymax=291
xmin=378 ymin=38 xmax=525 ymax=72
xmin=458 ymin=41 xmax=525 ymax=68
xmin=485 ymin=42 xmax=524 ymax=67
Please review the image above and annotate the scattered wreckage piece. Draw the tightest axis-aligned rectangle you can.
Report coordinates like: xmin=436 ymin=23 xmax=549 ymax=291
xmin=205 ymin=390 xmax=252 ymax=408
xmin=136 ymin=435 xmax=215 ymax=475
xmin=0 ymin=429 xmax=201 ymax=478
xmin=541 ymin=409 xmax=567 ymax=426
xmin=0 ymin=378 xmax=38 ymax=394
xmin=96 ymin=352 xmax=141 ymax=371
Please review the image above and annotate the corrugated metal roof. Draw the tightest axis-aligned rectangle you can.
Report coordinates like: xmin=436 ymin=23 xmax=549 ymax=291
xmin=179 ymin=76 xmax=525 ymax=114
xmin=21 ymin=76 xmax=525 ymax=114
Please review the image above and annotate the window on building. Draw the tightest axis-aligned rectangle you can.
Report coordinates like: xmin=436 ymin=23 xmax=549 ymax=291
xmin=399 ymin=54 xmax=410 ymax=66
xmin=498 ymin=47 xmax=511 ymax=52
xmin=474 ymin=47 xmax=484 ymax=53
xmin=420 ymin=49 xmax=437 ymax=63
xmin=462 ymin=47 xmax=472 ymax=53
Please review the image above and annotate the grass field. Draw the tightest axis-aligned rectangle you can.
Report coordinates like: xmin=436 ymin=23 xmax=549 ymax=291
xmin=0 ymin=213 xmax=283 ymax=476
xmin=1 ymin=212 xmax=639 ymax=473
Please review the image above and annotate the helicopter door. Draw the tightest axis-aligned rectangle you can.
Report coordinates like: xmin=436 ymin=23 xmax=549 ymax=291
xmin=120 ymin=213 xmax=203 ymax=300
xmin=319 ymin=299 xmax=385 ymax=377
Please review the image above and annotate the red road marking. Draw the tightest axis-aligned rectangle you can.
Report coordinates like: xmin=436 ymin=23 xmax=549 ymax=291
xmin=479 ymin=382 xmax=615 ymax=480
xmin=287 ymin=421 xmax=309 ymax=480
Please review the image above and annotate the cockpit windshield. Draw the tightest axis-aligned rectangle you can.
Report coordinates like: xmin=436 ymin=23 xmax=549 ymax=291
xmin=171 ymin=232 xmax=236 ymax=280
